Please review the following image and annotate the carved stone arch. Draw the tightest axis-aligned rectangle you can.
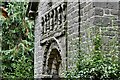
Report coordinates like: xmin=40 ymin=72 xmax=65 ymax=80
xmin=42 ymin=42 xmax=51 ymax=74
xmin=47 ymin=48 xmax=62 ymax=77
xmin=42 ymin=37 xmax=62 ymax=77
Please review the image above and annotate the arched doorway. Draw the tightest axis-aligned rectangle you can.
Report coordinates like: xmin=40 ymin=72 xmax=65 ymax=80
xmin=47 ymin=48 xmax=62 ymax=78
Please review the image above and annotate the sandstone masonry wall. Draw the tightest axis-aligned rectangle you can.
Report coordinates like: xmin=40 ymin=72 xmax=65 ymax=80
xmin=34 ymin=0 xmax=120 ymax=78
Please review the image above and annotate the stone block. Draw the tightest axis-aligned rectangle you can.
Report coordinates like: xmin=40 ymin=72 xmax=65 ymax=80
xmin=87 ymin=9 xmax=94 ymax=18
xmin=88 ymin=8 xmax=103 ymax=18
xmin=112 ymin=20 xmax=119 ymax=26
xmin=92 ymin=2 xmax=119 ymax=10
xmin=68 ymin=7 xmax=74 ymax=14
xmin=105 ymin=9 xmax=110 ymax=14
xmin=67 ymin=14 xmax=72 ymax=21
xmin=71 ymin=10 xmax=79 ymax=18
xmin=80 ymin=9 xmax=84 ymax=16
xmin=80 ymin=2 xmax=86 ymax=9
xmin=67 ymin=2 xmax=72 ymax=10
xmin=92 ymin=16 xmax=102 ymax=26
xmin=84 ymin=2 xmax=93 ymax=13
xmin=101 ymin=16 xmax=112 ymax=27
xmin=106 ymin=2 xmax=119 ymax=10
xmin=73 ymin=2 xmax=79 ymax=8
xmin=68 ymin=17 xmax=79 ymax=27
xmin=111 ymin=10 xmax=118 ymax=15
xmin=101 ymin=31 xmax=116 ymax=37
xmin=92 ymin=2 xmax=107 ymax=8
xmin=94 ymin=8 xmax=103 ymax=16
xmin=81 ymin=12 xmax=88 ymax=21
xmin=68 ymin=26 xmax=78 ymax=35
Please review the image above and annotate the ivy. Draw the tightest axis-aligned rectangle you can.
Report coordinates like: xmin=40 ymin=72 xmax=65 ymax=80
xmin=66 ymin=33 xmax=120 ymax=79
xmin=1 ymin=2 xmax=34 ymax=79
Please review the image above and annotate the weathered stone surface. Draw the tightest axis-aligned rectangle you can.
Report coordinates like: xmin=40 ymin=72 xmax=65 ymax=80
xmin=112 ymin=20 xmax=119 ymax=26
xmin=105 ymin=9 xmax=109 ymax=14
xmin=92 ymin=2 xmax=107 ymax=8
xmin=111 ymin=9 xmax=118 ymax=15
xmin=81 ymin=12 xmax=88 ymax=21
xmin=92 ymin=2 xmax=119 ymax=9
xmin=101 ymin=16 xmax=113 ymax=27
xmin=94 ymin=8 xmax=103 ymax=16
xmin=92 ymin=16 xmax=102 ymax=26
xmin=106 ymin=2 xmax=119 ymax=10
xmin=34 ymin=1 xmax=120 ymax=78
xmin=80 ymin=9 xmax=84 ymax=16
xmin=87 ymin=8 xmax=103 ymax=18
xmin=84 ymin=2 xmax=93 ymax=13
xmin=80 ymin=2 xmax=86 ymax=9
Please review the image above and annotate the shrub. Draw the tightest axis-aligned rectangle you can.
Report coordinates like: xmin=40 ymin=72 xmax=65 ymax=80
xmin=66 ymin=34 xmax=120 ymax=80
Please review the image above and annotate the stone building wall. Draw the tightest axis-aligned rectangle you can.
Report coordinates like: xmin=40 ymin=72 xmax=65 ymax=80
xmin=34 ymin=0 xmax=120 ymax=78
xmin=34 ymin=0 xmax=68 ymax=78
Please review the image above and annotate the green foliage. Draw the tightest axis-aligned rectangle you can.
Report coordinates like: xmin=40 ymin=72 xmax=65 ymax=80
xmin=1 ymin=2 xmax=34 ymax=78
xmin=66 ymin=34 xmax=120 ymax=79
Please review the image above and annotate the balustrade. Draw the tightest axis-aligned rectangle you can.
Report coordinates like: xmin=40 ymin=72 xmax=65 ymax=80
xmin=41 ymin=2 xmax=67 ymax=37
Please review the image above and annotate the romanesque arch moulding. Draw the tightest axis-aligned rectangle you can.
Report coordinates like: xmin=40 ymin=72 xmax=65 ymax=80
xmin=42 ymin=37 xmax=63 ymax=77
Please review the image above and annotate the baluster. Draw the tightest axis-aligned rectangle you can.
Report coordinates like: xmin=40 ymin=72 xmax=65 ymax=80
xmin=45 ymin=15 xmax=47 ymax=33
xmin=41 ymin=17 xmax=44 ymax=35
xmin=47 ymin=14 xmax=50 ymax=32
xmin=57 ymin=5 xmax=62 ymax=26
xmin=54 ymin=8 xmax=58 ymax=31
xmin=42 ymin=2 xmax=67 ymax=36
xmin=50 ymin=10 xmax=54 ymax=31
xmin=62 ymin=2 xmax=67 ymax=23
